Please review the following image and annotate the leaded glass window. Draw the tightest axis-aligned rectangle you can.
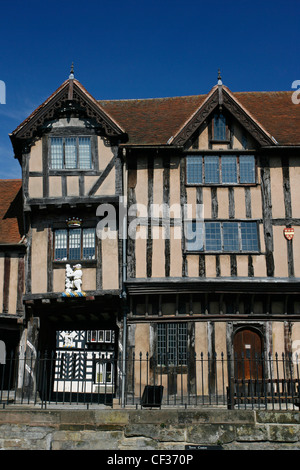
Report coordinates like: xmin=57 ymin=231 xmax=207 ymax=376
xmin=54 ymin=228 xmax=96 ymax=261
xmin=186 ymin=221 xmax=259 ymax=253
xmin=213 ymin=114 xmax=227 ymax=141
xmin=50 ymin=136 xmax=92 ymax=169
xmin=69 ymin=229 xmax=81 ymax=260
xmin=241 ymin=222 xmax=259 ymax=251
xmin=50 ymin=138 xmax=63 ymax=169
xmin=205 ymin=222 xmax=222 ymax=251
xmin=221 ymin=156 xmax=237 ymax=183
xmin=223 ymin=222 xmax=239 ymax=251
xmin=157 ymin=323 xmax=187 ymax=366
xmin=239 ymin=155 xmax=256 ymax=183
xmin=204 ymin=156 xmax=219 ymax=183
xmin=186 ymin=154 xmax=256 ymax=185
xmin=186 ymin=156 xmax=202 ymax=184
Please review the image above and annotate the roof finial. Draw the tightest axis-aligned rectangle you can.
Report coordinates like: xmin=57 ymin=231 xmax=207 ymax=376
xmin=217 ymin=69 xmax=222 ymax=86
xmin=69 ymin=62 xmax=74 ymax=80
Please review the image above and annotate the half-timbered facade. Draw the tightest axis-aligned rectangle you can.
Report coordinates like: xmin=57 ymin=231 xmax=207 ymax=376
xmin=4 ymin=70 xmax=300 ymax=404
xmin=0 ymin=179 xmax=25 ymax=388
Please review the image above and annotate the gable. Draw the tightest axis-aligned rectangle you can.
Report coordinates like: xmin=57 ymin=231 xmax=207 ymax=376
xmin=170 ymin=86 xmax=276 ymax=148
xmin=10 ymin=78 xmax=126 ymax=160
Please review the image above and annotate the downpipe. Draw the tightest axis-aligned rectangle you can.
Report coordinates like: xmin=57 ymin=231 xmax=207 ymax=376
xmin=121 ymin=155 xmax=128 ymax=408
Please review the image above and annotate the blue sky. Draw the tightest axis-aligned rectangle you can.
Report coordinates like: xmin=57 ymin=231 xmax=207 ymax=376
xmin=0 ymin=0 xmax=299 ymax=179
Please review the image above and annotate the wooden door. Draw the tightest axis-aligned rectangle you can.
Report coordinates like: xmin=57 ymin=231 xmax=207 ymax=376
xmin=233 ymin=329 xmax=263 ymax=380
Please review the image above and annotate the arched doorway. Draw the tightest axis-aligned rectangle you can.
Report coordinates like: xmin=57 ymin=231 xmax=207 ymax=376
xmin=233 ymin=328 xmax=263 ymax=380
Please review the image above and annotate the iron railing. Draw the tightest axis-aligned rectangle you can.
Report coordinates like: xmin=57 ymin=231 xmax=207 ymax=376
xmin=0 ymin=350 xmax=300 ymax=410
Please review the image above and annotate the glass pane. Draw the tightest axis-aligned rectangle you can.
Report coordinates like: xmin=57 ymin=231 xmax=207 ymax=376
xmin=50 ymin=138 xmax=63 ymax=169
xmin=214 ymin=114 xmax=226 ymax=140
xmin=69 ymin=229 xmax=81 ymax=260
xmin=241 ymin=222 xmax=259 ymax=251
xmin=223 ymin=222 xmax=239 ymax=251
xmin=239 ymin=155 xmax=255 ymax=183
xmin=82 ymin=228 xmax=95 ymax=259
xmin=221 ymin=156 xmax=237 ymax=183
xmin=65 ymin=138 xmax=77 ymax=168
xmin=157 ymin=323 xmax=167 ymax=365
xmin=54 ymin=229 xmax=67 ymax=260
xmin=168 ymin=323 xmax=177 ymax=365
xmin=186 ymin=156 xmax=202 ymax=184
xmin=204 ymin=156 xmax=219 ymax=183
xmin=185 ymin=221 xmax=204 ymax=251
xmin=178 ymin=323 xmax=187 ymax=365
xmin=78 ymin=137 xmax=92 ymax=169
xmin=205 ymin=222 xmax=221 ymax=251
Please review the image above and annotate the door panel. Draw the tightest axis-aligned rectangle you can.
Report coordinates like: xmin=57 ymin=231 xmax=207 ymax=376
xmin=233 ymin=329 xmax=263 ymax=380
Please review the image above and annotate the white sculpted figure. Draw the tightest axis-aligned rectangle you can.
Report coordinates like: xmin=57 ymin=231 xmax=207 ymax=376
xmin=65 ymin=264 xmax=74 ymax=293
xmin=64 ymin=263 xmax=84 ymax=295
xmin=73 ymin=264 xmax=83 ymax=292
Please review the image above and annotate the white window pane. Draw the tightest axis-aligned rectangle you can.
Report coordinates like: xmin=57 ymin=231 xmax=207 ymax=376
xmin=78 ymin=137 xmax=91 ymax=169
xmin=51 ymin=138 xmax=63 ymax=169
xmin=54 ymin=229 xmax=67 ymax=260
xmin=82 ymin=228 xmax=95 ymax=259
xmin=65 ymin=138 xmax=77 ymax=168
xmin=69 ymin=229 xmax=81 ymax=260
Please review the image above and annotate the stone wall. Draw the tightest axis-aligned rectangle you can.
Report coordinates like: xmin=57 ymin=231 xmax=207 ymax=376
xmin=0 ymin=407 xmax=299 ymax=450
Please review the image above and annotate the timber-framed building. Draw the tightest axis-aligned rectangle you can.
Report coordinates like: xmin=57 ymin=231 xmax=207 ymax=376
xmin=1 ymin=69 xmax=300 ymax=404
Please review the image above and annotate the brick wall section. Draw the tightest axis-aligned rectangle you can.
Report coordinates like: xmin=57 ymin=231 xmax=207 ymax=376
xmin=0 ymin=408 xmax=299 ymax=450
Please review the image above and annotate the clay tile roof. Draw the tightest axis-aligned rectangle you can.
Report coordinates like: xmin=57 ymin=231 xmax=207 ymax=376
xmin=99 ymin=89 xmax=300 ymax=146
xmin=234 ymin=91 xmax=300 ymax=145
xmin=0 ymin=180 xmax=24 ymax=245
xmin=10 ymin=78 xmax=300 ymax=147
xmin=99 ymin=95 xmax=207 ymax=145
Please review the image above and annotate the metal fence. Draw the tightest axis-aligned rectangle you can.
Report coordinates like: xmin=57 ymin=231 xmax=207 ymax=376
xmin=1 ymin=350 xmax=300 ymax=410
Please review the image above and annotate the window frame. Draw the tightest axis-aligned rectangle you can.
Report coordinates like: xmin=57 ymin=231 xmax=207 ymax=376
xmin=156 ymin=322 xmax=188 ymax=368
xmin=53 ymin=226 xmax=96 ymax=263
xmin=185 ymin=220 xmax=260 ymax=254
xmin=48 ymin=133 xmax=97 ymax=172
xmin=185 ymin=153 xmax=257 ymax=186
xmin=212 ymin=113 xmax=229 ymax=142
